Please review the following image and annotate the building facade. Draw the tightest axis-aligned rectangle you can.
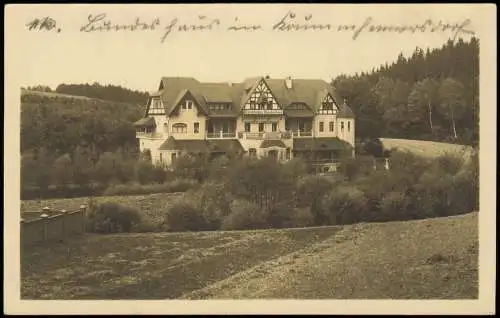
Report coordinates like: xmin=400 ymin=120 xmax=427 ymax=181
xmin=134 ymin=76 xmax=356 ymax=171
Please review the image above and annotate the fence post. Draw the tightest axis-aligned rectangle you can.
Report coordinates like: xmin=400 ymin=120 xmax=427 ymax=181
xmin=40 ymin=209 xmax=49 ymax=243
xmin=61 ymin=209 xmax=67 ymax=242
xmin=80 ymin=205 xmax=87 ymax=235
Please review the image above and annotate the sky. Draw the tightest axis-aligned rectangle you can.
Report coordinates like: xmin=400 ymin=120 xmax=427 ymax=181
xmin=6 ymin=4 xmax=487 ymax=92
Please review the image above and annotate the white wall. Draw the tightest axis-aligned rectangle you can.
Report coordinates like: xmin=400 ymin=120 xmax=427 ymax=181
xmin=336 ymin=118 xmax=355 ymax=147
xmin=169 ymin=100 xmax=206 ymax=140
xmin=313 ymin=114 xmax=337 ymax=138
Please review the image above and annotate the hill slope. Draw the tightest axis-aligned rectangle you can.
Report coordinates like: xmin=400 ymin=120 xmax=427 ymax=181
xmin=21 ymin=212 xmax=478 ymax=299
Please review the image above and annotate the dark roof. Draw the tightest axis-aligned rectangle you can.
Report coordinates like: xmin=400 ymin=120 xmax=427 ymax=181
xmin=134 ymin=117 xmax=156 ymax=127
xmin=283 ymin=109 xmax=314 ymax=118
xmin=293 ymin=137 xmax=352 ymax=151
xmin=260 ymin=140 xmax=287 ymax=148
xmin=159 ymin=137 xmax=244 ymax=154
xmin=158 ymin=136 xmax=178 ymax=150
xmin=337 ymin=102 xmax=355 ymax=118
xmin=207 ymin=139 xmax=244 ymax=153
xmin=153 ymin=76 xmax=355 ymax=118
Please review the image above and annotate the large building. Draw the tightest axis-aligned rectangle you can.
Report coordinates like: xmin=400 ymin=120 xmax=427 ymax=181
xmin=134 ymin=76 xmax=355 ymax=171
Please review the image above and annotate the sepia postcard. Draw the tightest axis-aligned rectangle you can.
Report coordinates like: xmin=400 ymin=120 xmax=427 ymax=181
xmin=4 ymin=3 xmax=496 ymax=315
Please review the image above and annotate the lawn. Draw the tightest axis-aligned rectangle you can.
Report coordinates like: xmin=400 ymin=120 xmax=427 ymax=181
xmin=380 ymin=138 xmax=474 ymax=158
xmin=21 ymin=192 xmax=184 ymax=225
xmin=21 ymin=211 xmax=478 ymax=299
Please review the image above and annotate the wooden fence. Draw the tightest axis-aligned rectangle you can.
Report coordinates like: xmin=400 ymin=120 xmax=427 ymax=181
xmin=21 ymin=205 xmax=87 ymax=246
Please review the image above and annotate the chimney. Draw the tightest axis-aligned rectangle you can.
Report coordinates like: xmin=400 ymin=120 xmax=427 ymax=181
xmin=285 ymin=76 xmax=292 ymax=89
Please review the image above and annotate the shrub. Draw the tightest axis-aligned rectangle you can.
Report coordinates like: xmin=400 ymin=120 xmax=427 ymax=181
xmin=295 ymin=175 xmax=332 ymax=225
xmin=194 ymin=182 xmax=232 ymax=230
xmin=102 ymin=179 xmax=198 ymax=196
xmin=378 ymin=191 xmax=410 ymax=222
xmin=285 ymin=207 xmax=315 ymax=228
xmin=133 ymin=218 xmax=162 ymax=233
xmin=432 ymin=153 xmax=465 ymax=176
xmin=221 ymin=199 xmax=269 ymax=231
xmin=321 ymin=186 xmax=368 ymax=225
xmin=165 ymin=200 xmax=207 ymax=232
xmin=134 ymin=160 xmax=157 ymax=185
xmin=86 ymin=201 xmax=142 ymax=234
xmin=267 ymin=200 xmax=296 ymax=229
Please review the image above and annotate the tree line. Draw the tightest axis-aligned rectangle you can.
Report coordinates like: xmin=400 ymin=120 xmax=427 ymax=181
xmin=332 ymin=37 xmax=479 ymax=146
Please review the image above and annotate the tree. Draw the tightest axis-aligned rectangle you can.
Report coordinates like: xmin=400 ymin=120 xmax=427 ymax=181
xmin=438 ymin=78 xmax=466 ymax=139
xmin=51 ymin=154 xmax=73 ymax=187
xmin=408 ymin=78 xmax=439 ymax=134
xmin=94 ymin=152 xmax=120 ymax=186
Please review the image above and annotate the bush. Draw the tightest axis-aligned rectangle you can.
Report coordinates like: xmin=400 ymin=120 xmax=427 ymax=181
xmin=378 ymin=191 xmax=410 ymax=222
xmin=134 ymin=218 xmax=162 ymax=233
xmin=321 ymin=186 xmax=368 ymax=225
xmin=102 ymin=179 xmax=198 ymax=196
xmin=193 ymin=182 xmax=233 ymax=230
xmin=165 ymin=200 xmax=207 ymax=232
xmin=86 ymin=201 xmax=141 ymax=234
xmin=134 ymin=160 xmax=157 ymax=185
xmin=285 ymin=207 xmax=315 ymax=228
xmin=221 ymin=199 xmax=269 ymax=231
xmin=295 ymin=175 xmax=332 ymax=225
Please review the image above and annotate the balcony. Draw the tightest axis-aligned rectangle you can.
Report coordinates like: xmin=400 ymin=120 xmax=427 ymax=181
xmin=238 ymin=131 xmax=292 ymax=140
xmin=206 ymin=131 xmax=237 ymax=139
xmin=290 ymin=130 xmax=313 ymax=138
xmin=242 ymin=109 xmax=283 ymax=115
xmin=136 ymin=131 xmax=163 ymax=139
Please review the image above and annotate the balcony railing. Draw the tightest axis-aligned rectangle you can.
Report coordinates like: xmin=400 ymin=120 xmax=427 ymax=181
xmin=308 ymin=159 xmax=341 ymax=165
xmin=136 ymin=131 xmax=163 ymax=139
xmin=206 ymin=131 xmax=237 ymax=139
xmin=242 ymin=109 xmax=284 ymax=115
xmin=238 ymin=131 xmax=292 ymax=140
xmin=290 ymin=130 xmax=313 ymax=138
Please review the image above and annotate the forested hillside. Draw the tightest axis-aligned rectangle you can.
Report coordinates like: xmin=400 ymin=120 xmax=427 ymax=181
xmin=20 ymin=90 xmax=146 ymax=197
xmin=332 ymin=37 xmax=479 ymax=146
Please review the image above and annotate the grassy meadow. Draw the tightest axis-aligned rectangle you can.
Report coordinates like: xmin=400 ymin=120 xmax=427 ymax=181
xmin=21 ymin=193 xmax=184 ymax=225
xmin=21 ymin=211 xmax=478 ymax=299
xmin=380 ymin=138 xmax=474 ymax=158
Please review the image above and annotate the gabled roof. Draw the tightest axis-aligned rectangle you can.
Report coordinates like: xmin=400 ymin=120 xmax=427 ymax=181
xmin=158 ymin=136 xmax=179 ymax=150
xmin=134 ymin=117 xmax=156 ymax=127
xmin=337 ymin=102 xmax=355 ymax=118
xmin=293 ymin=137 xmax=352 ymax=151
xmin=207 ymin=139 xmax=244 ymax=153
xmin=153 ymin=76 xmax=355 ymax=118
xmin=283 ymin=109 xmax=314 ymax=118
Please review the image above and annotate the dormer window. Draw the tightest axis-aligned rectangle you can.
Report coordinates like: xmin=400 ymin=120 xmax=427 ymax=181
xmin=182 ymin=100 xmax=193 ymax=110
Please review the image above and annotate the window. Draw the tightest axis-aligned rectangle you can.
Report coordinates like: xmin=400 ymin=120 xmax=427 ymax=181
xmin=258 ymin=123 xmax=265 ymax=132
xmin=182 ymin=100 xmax=193 ymax=110
xmin=272 ymin=123 xmax=277 ymax=132
xmin=194 ymin=122 xmax=199 ymax=133
xmin=171 ymin=153 xmax=177 ymax=162
xmin=159 ymin=153 xmax=163 ymax=163
xmin=164 ymin=123 xmax=168 ymax=133
xmin=329 ymin=121 xmax=334 ymax=132
xmin=341 ymin=121 xmax=345 ymax=132
xmin=172 ymin=123 xmax=187 ymax=133
xmin=347 ymin=121 xmax=351 ymax=132
xmin=244 ymin=122 xmax=251 ymax=132
xmin=319 ymin=122 xmax=324 ymax=132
